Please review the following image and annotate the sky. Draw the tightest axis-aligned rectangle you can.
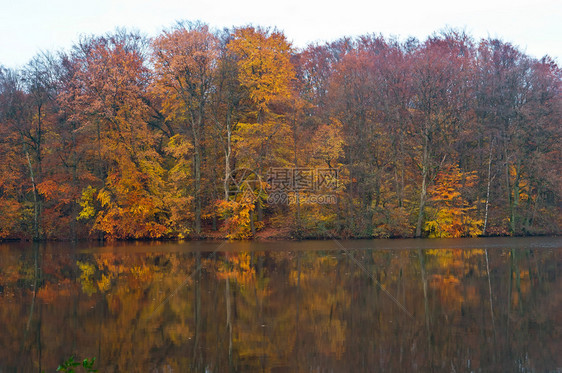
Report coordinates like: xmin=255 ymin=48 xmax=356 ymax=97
xmin=0 ymin=0 xmax=560 ymax=68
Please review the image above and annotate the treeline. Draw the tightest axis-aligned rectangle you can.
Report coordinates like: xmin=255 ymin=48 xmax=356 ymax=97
xmin=0 ymin=22 xmax=560 ymax=240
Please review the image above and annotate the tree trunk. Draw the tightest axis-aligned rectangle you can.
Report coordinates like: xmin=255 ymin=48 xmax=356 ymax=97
xmin=504 ymin=146 xmax=513 ymax=234
xmin=192 ymin=121 xmax=202 ymax=235
xmin=223 ymin=115 xmax=232 ymax=201
xmin=483 ymin=140 xmax=494 ymax=236
xmin=249 ymin=209 xmax=256 ymax=235
xmin=293 ymin=103 xmax=301 ymax=235
xmin=71 ymin=122 xmax=78 ymax=241
xmin=511 ymin=159 xmax=521 ymax=234
xmin=24 ymin=145 xmax=40 ymax=240
xmin=415 ymin=131 xmax=429 ymax=238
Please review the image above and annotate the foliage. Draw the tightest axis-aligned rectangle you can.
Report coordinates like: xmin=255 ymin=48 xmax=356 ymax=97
xmin=227 ymin=26 xmax=294 ymax=112
xmin=0 ymin=25 xmax=559 ymax=240
xmin=56 ymin=356 xmax=97 ymax=373
xmin=77 ymin=186 xmax=97 ymax=221
xmin=217 ymin=199 xmax=256 ymax=240
xmin=424 ymin=165 xmax=483 ymax=237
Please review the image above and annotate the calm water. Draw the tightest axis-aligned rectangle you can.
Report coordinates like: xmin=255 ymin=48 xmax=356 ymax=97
xmin=0 ymin=237 xmax=561 ymax=372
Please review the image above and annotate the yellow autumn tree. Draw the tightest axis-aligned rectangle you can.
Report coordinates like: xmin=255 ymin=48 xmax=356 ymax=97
xmin=222 ymin=27 xmax=296 ymax=235
xmin=227 ymin=27 xmax=295 ymax=170
xmin=424 ymin=164 xmax=483 ymax=237
xmin=228 ymin=27 xmax=294 ymax=114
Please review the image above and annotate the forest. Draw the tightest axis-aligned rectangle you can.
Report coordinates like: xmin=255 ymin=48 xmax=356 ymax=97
xmin=0 ymin=22 xmax=560 ymax=240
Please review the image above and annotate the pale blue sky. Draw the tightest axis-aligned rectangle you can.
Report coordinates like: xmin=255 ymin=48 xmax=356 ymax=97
xmin=0 ymin=0 xmax=560 ymax=68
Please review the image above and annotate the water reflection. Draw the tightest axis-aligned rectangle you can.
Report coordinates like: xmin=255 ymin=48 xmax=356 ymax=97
xmin=0 ymin=238 xmax=561 ymax=372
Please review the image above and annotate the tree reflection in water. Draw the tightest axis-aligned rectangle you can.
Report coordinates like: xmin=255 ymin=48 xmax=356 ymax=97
xmin=0 ymin=238 xmax=560 ymax=372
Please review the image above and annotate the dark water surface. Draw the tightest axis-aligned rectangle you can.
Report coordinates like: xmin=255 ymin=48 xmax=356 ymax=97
xmin=1 ymin=237 xmax=561 ymax=372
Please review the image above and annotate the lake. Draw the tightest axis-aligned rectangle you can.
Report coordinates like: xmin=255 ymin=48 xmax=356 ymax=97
xmin=0 ymin=237 xmax=561 ymax=372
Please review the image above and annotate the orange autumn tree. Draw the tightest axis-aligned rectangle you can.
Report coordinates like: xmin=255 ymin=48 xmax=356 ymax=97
xmin=0 ymin=68 xmax=27 ymax=238
xmin=70 ymin=31 xmax=168 ymax=239
xmin=424 ymin=164 xmax=483 ymax=237
xmin=151 ymin=22 xmax=220 ymax=235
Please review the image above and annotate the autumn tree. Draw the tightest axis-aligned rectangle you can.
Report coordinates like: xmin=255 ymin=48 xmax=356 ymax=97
xmin=0 ymin=66 xmax=47 ymax=239
xmin=66 ymin=31 xmax=170 ymax=239
xmin=225 ymin=26 xmax=295 ymax=235
xmin=0 ymin=67 xmax=28 ymax=238
xmin=410 ymin=31 xmax=474 ymax=237
xmin=424 ymin=164 xmax=483 ymax=237
xmin=151 ymin=21 xmax=219 ymax=235
xmin=474 ymin=40 xmax=561 ymax=234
